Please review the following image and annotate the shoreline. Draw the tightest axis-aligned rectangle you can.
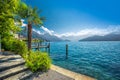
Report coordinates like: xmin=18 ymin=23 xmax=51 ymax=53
xmin=51 ymin=64 xmax=96 ymax=80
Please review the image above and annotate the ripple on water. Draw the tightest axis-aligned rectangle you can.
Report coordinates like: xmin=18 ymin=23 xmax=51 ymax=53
xmin=50 ymin=42 xmax=120 ymax=80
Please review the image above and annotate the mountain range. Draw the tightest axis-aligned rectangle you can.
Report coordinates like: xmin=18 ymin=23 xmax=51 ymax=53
xmin=20 ymin=27 xmax=120 ymax=41
xmin=20 ymin=29 xmax=63 ymax=42
xmin=79 ymin=34 xmax=120 ymax=41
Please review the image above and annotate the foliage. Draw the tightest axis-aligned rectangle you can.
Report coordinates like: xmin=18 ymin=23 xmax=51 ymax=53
xmin=18 ymin=6 xmax=44 ymax=25
xmin=11 ymin=39 xmax=28 ymax=56
xmin=2 ymin=37 xmax=14 ymax=51
xmin=17 ymin=5 xmax=45 ymax=50
xmin=32 ymin=39 xmax=44 ymax=43
xmin=0 ymin=0 xmax=51 ymax=73
xmin=2 ymin=37 xmax=28 ymax=56
xmin=24 ymin=51 xmax=51 ymax=72
xmin=0 ymin=0 xmax=28 ymax=55
xmin=0 ymin=0 xmax=23 ymax=39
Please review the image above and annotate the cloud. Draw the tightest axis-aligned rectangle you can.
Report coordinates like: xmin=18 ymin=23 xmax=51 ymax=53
xmin=21 ymin=22 xmax=120 ymax=41
xmin=40 ymin=25 xmax=120 ymax=41
xmin=15 ymin=19 xmax=27 ymax=27
xmin=41 ymin=26 xmax=54 ymax=35
xmin=33 ymin=29 xmax=43 ymax=35
xmin=56 ymin=28 xmax=112 ymax=37
xmin=21 ymin=19 xmax=27 ymax=27
xmin=32 ymin=26 xmax=54 ymax=36
xmin=54 ymin=25 xmax=120 ymax=40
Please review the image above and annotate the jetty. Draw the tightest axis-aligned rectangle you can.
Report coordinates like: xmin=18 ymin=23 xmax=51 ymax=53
xmin=31 ymin=41 xmax=50 ymax=53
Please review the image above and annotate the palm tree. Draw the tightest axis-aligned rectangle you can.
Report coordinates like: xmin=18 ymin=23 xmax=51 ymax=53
xmin=27 ymin=7 xmax=43 ymax=50
xmin=18 ymin=3 xmax=44 ymax=50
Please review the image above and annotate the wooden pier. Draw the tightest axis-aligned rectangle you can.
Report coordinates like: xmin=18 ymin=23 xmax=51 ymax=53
xmin=31 ymin=42 xmax=50 ymax=53
xmin=32 ymin=45 xmax=49 ymax=48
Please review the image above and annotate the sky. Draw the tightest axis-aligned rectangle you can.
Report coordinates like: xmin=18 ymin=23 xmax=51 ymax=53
xmin=23 ymin=0 xmax=120 ymax=40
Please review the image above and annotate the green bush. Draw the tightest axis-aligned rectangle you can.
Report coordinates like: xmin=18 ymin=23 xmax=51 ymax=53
xmin=2 ymin=37 xmax=28 ymax=56
xmin=24 ymin=51 xmax=51 ymax=72
xmin=12 ymin=39 xmax=28 ymax=56
xmin=2 ymin=37 xmax=14 ymax=51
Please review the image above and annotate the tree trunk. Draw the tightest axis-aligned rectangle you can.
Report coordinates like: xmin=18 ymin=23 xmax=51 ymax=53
xmin=28 ymin=22 xmax=32 ymax=51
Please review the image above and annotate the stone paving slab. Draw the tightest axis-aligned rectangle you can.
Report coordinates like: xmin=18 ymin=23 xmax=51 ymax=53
xmin=51 ymin=65 xmax=96 ymax=80
xmin=0 ymin=64 xmax=28 ymax=78
xmin=26 ymin=70 xmax=74 ymax=80
xmin=5 ymin=70 xmax=33 ymax=80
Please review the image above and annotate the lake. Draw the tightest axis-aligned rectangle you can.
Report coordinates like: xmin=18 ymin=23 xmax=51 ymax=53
xmin=49 ymin=41 xmax=120 ymax=80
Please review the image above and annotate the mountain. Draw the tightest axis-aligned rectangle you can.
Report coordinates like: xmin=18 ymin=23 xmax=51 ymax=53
xmin=20 ymin=30 xmax=63 ymax=42
xmin=38 ymin=33 xmax=63 ymax=42
xmin=64 ymin=39 xmax=71 ymax=42
xmin=79 ymin=34 xmax=120 ymax=41
xmin=61 ymin=35 xmax=82 ymax=41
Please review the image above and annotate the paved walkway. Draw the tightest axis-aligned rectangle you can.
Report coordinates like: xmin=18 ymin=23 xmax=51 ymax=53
xmin=26 ymin=70 xmax=74 ymax=80
xmin=51 ymin=65 xmax=95 ymax=80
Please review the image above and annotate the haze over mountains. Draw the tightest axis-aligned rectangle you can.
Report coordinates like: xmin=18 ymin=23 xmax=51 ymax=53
xmin=79 ymin=34 xmax=120 ymax=41
xmin=20 ymin=28 xmax=120 ymax=41
xmin=20 ymin=29 xmax=63 ymax=42
xmin=20 ymin=25 xmax=120 ymax=41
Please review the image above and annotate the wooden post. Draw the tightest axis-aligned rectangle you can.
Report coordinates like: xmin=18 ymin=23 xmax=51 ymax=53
xmin=48 ymin=42 xmax=50 ymax=53
xmin=38 ymin=42 xmax=39 ymax=51
xmin=45 ymin=47 xmax=47 ymax=52
xmin=40 ymin=42 xmax=42 ymax=46
xmin=66 ymin=44 xmax=68 ymax=59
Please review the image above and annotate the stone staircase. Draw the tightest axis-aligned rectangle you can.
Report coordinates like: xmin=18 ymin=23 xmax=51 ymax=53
xmin=0 ymin=53 xmax=33 ymax=80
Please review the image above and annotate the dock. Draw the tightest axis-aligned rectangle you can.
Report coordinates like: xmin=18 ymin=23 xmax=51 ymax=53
xmin=31 ymin=42 xmax=50 ymax=53
xmin=32 ymin=45 xmax=49 ymax=48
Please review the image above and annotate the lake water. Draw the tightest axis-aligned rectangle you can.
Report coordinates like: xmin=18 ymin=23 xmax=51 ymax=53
xmin=49 ymin=41 xmax=120 ymax=80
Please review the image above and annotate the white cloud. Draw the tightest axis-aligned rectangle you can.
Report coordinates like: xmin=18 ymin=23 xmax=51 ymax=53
xmin=15 ymin=19 xmax=27 ymax=27
xmin=54 ymin=25 xmax=120 ymax=41
xmin=39 ymin=25 xmax=120 ymax=41
xmin=32 ymin=29 xmax=42 ymax=35
xmin=23 ymin=24 xmax=120 ymax=41
xmin=57 ymin=29 xmax=110 ymax=37
xmin=21 ymin=19 xmax=27 ymax=27
xmin=41 ymin=26 xmax=54 ymax=35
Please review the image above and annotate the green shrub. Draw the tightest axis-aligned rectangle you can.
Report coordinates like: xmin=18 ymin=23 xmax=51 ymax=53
xmin=2 ymin=37 xmax=14 ymax=51
xmin=12 ymin=39 xmax=28 ymax=56
xmin=2 ymin=37 xmax=28 ymax=56
xmin=24 ymin=51 xmax=51 ymax=72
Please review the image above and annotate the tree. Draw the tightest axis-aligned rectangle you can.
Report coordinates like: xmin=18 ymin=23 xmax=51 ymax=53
xmin=0 ymin=0 xmax=21 ymax=38
xmin=0 ymin=0 xmax=44 ymax=51
xmin=0 ymin=0 xmax=28 ymax=50
xmin=18 ymin=5 xmax=44 ymax=50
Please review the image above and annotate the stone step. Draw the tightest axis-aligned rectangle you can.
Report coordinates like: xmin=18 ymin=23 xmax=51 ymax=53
xmin=5 ymin=70 xmax=33 ymax=80
xmin=0 ymin=61 xmax=25 ymax=72
xmin=0 ymin=55 xmax=22 ymax=59
xmin=0 ymin=55 xmax=6 ymax=59
xmin=1 ymin=51 xmax=14 ymax=55
xmin=0 ymin=54 xmax=21 ymax=59
xmin=0 ymin=57 xmax=22 ymax=63
xmin=0 ymin=55 xmax=23 ymax=63
xmin=0 ymin=64 xmax=28 ymax=80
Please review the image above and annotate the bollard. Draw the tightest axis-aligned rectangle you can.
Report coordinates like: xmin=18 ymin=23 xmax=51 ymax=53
xmin=48 ymin=42 xmax=50 ymax=53
xmin=66 ymin=44 xmax=68 ymax=59
xmin=38 ymin=42 xmax=40 ymax=51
